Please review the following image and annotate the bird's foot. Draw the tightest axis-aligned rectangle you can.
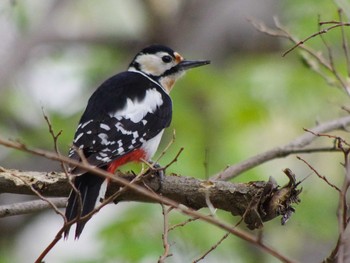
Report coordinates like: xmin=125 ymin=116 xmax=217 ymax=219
xmin=146 ymin=161 xmax=165 ymax=192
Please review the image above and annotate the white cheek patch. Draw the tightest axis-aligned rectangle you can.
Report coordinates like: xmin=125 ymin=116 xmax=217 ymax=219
xmin=136 ymin=53 xmax=174 ymax=76
xmin=109 ymin=88 xmax=163 ymax=123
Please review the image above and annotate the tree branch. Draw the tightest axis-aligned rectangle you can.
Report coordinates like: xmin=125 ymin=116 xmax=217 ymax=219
xmin=0 ymin=167 xmax=300 ymax=230
xmin=0 ymin=198 xmax=66 ymax=217
xmin=212 ymin=115 xmax=350 ymax=181
xmin=0 ymin=133 xmax=300 ymax=262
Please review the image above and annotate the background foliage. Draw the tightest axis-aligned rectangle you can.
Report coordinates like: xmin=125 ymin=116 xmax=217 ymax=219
xmin=0 ymin=0 xmax=349 ymax=262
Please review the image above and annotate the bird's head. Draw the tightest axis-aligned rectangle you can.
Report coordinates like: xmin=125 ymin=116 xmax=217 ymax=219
xmin=128 ymin=45 xmax=210 ymax=93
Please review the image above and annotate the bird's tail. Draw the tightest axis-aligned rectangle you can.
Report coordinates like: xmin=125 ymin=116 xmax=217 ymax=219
xmin=64 ymin=172 xmax=107 ymax=239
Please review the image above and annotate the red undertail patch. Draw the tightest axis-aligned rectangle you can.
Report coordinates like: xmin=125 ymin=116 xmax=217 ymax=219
xmin=107 ymin=149 xmax=146 ymax=173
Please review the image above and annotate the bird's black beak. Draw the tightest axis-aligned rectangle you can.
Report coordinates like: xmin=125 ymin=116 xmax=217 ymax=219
xmin=163 ymin=59 xmax=210 ymax=77
xmin=177 ymin=60 xmax=210 ymax=71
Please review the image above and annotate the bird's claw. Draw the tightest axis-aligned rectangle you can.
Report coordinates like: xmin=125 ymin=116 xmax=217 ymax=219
xmin=147 ymin=162 xmax=165 ymax=192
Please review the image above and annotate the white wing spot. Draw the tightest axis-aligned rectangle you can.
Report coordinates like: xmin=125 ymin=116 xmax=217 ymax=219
xmin=86 ymin=130 xmax=92 ymax=134
xmin=117 ymin=147 xmax=124 ymax=154
xmin=115 ymin=122 xmax=132 ymax=135
xmin=81 ymin=120 xmax=93 ymax=129
xmin=96 ymin=156 xmax=111 ymax=162
xmin=74 ymin=132 xmax=84 ymax=143
xmin=100 ymin=123 xmax=111 ymax=131
xmin=98 ymin=133 xmax=110 ymax=145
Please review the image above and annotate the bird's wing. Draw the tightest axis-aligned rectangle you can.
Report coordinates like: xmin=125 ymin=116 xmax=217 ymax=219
xmin=68 ymin=71 xmax=172 ymax=173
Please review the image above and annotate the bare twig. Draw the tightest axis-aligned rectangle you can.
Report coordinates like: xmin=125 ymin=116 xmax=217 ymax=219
xmin=168 ymin=216 xmax=200 ymax=231
xmin=249 ymin=16 xmax=332 ymax=71
xmin=158 ymin=204 xmax=173 ymax=263
xmin=35 ymin=225 xmax=69 ymax=263
xmin=297 ymin=156 xmax=341 ymax=192
xmin=338 ymin=9 xmax=350 ymax=77
xmin=317 ymin=15 xmax=350 ymax=95
xmin=213 ymin=115 xmax=350 ymax=181
xmin=250 ymin=16 xmax=350 ymax=93
xmin=41 ymin=108 xmax=63 ymax=157
xmin=163 ymin=147 xmax=184 ymax=170
xmin=155 ymin=129 xmax=177 ymax=163
xmin=10 ymin=173 xmax=66 ymax=218
xmin=323 ymin=149 xmax=350 ymax=262
xmin=303 ymin=128 xmax=350 ymax=148
xmin=204 ymin=147 xmax=210 ymax=179
xmin=282 ymin=19 xmax=350 ymax=57
xmin=193 ymin=232 xmax=230 ymax=263
xmin=0 ymin=198 xmax=66 ymax=217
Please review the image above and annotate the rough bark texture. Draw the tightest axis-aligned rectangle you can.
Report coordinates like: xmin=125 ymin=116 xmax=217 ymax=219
xmin=0 ymin=167 xmax=301 ymax=230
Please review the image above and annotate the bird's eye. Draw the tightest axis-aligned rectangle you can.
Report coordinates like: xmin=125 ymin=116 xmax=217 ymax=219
xmin=162 ymin=55 xmax=172 ymax=63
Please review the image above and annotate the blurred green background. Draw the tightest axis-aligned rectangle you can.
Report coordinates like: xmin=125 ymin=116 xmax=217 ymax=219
xmin=0 ymin=0 xmax=349 ymax=262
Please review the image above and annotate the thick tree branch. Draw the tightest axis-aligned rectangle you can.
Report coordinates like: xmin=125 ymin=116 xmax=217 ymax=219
xmin=0 ymin=133 xmax=300 ymax=263
xmin=0 ymin=167 xmax=300 ymax=230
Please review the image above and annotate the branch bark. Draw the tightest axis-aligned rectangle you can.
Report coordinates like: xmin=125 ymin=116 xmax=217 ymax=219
xmin=0 ymin=167 xmax=300 ymax=230
xmin=0 ymin=198 xmax=66 ymax=217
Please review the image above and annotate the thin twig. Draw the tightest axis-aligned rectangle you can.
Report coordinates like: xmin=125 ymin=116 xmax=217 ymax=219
xmin=42 ymin=109 xmax=78 ymax=226
xmin=38 ymin=169 xmax=154 ymax=262
xmin=325 ymin=150 xmax=350 ymax=262
xmin=193 ymin=232 xmax=230 ymax=263
xmin=155 ymin=129 xmax=176 ymax=163
xmin=41 ymin=107 xmax=62 ymax=158
xmin=249 ymin=16 xmax=350 ymax=92
xmin=35 ymin=225 xmax=70 ymax=263
xmin=303 ymin=128 xmax=350 ymax=147
xmin=296 ymin=156 xmax=341 ymax=192
xmin=168 ymin=216 xmax=200 ymax=231
xmin=282 ymin=20 xmax=350 ymax=58
xmin=204 ymin=147 xmax=210 ymax=179
xmin=338 ymin=9 xmax=350 ymax=77
xmin=163 ymin=147 xmax=184 ymax=170
xmin=212 ymin=115 xmax=350 ymax=181
xmin=317 ymin=15 xmax=349 ymax=95
xmin=158 ymin=204 xmax=173 ymax=263
xmin=10 ymin=173 xmax=66 ymax=218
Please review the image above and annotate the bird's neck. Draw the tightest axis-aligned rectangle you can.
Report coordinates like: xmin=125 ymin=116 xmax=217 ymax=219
xmin=128 ymin=67 xmax=174 ymax=94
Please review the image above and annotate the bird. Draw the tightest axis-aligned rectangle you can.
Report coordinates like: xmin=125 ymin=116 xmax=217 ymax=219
xmin=64 ymin=44 xmax=210 ymax=239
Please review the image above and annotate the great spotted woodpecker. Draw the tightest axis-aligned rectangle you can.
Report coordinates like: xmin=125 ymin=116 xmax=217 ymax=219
xmin=65 ymin=45 xmax=210 ymax=238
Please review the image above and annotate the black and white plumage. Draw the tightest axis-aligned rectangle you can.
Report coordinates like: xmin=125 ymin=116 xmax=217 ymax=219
xmin=65 ymin=45 xmax=210 ymax=239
